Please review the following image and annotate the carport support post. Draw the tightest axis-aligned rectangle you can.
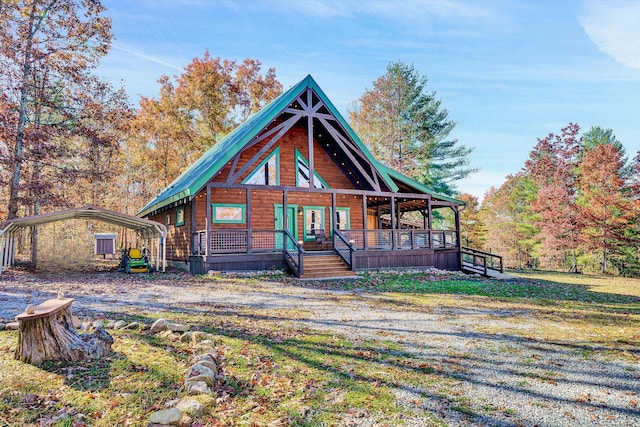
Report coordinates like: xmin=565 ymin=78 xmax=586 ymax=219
xmin=9 ymin=234 xmax=15 ymax=267
xmin=0 ymin=235 xmax=6 ymax=273
xmin=161 ymin=234 xmax=166 ymax=272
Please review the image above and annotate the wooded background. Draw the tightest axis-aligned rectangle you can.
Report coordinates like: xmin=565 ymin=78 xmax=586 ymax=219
xmin=2 ymin=1 xmax=638 ymax=275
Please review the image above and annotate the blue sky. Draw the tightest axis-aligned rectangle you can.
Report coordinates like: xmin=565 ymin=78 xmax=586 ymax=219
xmin=98 ymin=0 xmax=640 ymax=200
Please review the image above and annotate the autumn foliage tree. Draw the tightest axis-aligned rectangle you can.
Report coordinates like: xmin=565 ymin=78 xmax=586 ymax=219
xmin=482 ymin=123 xmax=640 ymax=275
xmin=577 ymin=143 xmax=638 ymax=273
xmin=525 ymin=123 xmax=582 ymax=271
xmin=126 ymin=52 xmax=283 ymax=203
xmin=480 ymin=173 xmax=538 ymax=268
xmin=0 ymin=0 xmax=113 ymax=220
xmin=457 ymin=193 xmax=484 ymax=248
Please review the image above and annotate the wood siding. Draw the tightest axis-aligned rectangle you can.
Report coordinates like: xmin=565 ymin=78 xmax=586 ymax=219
xmin=212 ymin=123 xmax=357 ymax=190
xmin=150 ymin=204 xmax=191 ymax=261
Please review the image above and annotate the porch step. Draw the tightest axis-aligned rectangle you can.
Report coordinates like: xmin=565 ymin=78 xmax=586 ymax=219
xmin=300 ymin=253 xmax=356 ymax=279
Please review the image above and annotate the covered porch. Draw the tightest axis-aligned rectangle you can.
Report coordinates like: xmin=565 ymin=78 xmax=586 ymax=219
xmin=189 ymin=182 xmax=461 ymax=277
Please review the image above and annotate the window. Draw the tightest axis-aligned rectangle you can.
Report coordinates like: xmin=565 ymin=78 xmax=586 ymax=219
xmin=303 ymin=206 xmax=325 ymax=241
xmin=242 ymin=147 xmax=280 ymax=186
xmin=295 ymin=149 xmax=328 ymax=188
xmin=331 ymin=207 xmax=350 ymax=231
xmin=212 ymin=204 xmax=246 ymax=224
xmin=176 ymin=206 xmax=185 ymax=226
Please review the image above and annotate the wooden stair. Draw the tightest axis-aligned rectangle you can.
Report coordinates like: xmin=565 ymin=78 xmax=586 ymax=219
xmin=300 ymin=251 xmax=356 ymax=279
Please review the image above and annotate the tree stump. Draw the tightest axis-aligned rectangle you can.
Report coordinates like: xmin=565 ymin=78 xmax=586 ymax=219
xmin=14 ymin=297 xmax=113 ymax=364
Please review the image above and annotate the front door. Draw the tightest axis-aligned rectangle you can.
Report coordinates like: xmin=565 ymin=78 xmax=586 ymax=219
xmin=274 ymin=205 xmax=297 ymax=249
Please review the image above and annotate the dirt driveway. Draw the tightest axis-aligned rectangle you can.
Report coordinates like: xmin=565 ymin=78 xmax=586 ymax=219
xmin=1 ymin=269 xmax=638 ymax=426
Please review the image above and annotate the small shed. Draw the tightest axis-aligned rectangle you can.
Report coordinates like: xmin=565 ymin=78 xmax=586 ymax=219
xmin=93 ymin=233 xmax=117 ymax=257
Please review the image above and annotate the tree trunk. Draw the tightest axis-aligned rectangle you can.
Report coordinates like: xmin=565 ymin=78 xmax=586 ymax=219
xmin=15 ymin=298 xmax=113 ymax=364
xmin=8 ymin=6 xmax=37 ymax=220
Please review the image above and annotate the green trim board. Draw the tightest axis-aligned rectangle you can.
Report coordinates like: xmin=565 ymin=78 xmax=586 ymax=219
xmin=302 ymin=206 xmax=326 ymax=241
xmin=212 ymin=204 xmax=246 ymax=224
xmin=273 ymin=204 xmax=298 ymax=242
xmin=241 ymin=147 xmax=280 ymax=185
xmin=295 ymin=148 xmax=329 ymax=189
xmin=176 ymin=206 xmax=185 ymax=226
xmin=330 ymin=207 xmax=350 ymax=234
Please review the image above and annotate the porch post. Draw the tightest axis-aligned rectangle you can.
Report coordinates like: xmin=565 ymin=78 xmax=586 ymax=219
xmin=390 ymin=196 xmax=396 ymax=249
xmin=283 ymin=189 xmax=288 ymax=234
xmin=246 ymin=189 xmax=252 ymax=254
xmin=190 ymin=197 xmax=196 ymax=254
xmin=362 ymin=195 xmax=368 ymax=250
xmin=331 ymin=191 xmax=337 ymax=235
xmin=205 ymin=184 xmax=211 ymax=257
xmin=307 ymin=89 xmax=315 ymax=190
xmin=427 ymin=198 xmax=433 ymax=249
xmin=454 ymin=206 xmax=462 ymax=269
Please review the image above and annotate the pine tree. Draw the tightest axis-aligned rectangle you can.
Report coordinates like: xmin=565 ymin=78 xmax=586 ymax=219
xmin=349 ymin=61 xmax=476 ymax=195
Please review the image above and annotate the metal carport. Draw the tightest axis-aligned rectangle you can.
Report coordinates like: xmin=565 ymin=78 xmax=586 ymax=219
xmin=0 ymin=205 xmax=167 ymax=274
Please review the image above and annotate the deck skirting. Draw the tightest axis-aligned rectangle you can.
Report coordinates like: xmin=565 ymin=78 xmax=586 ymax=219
xmin=188 ymin=248 xmax=460 ymax=275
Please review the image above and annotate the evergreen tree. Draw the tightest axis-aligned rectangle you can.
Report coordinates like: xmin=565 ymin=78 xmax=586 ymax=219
xmin=349 ymin=61 xmax=476 ymax=195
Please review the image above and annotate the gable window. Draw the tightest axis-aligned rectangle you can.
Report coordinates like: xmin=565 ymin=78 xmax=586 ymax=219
xmin=295 ymin=149 xmax=328 ymax=189
xmin=242 ymin=147 xmax=280 ymax=186
xmin=303 ymin=206 xmax=325 ymax=241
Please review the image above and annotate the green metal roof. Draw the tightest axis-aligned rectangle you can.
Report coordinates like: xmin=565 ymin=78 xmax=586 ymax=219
xmin=138 ymin=75 xmax=452 ymax=217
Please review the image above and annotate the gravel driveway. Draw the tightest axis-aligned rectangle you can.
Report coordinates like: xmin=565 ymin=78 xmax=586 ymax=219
xmin=1 ymin=270 xmax=638 ymax=427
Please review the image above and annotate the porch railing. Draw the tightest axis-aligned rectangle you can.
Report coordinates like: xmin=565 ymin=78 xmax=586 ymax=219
xmin=192 ymin=230 xmax=207 ymax=255
xmin=333 ymin=229 xmax=355 ymax=270
xmin=340 ymin=229 xmax=457 ymax=250
xmin=461 ymin=246 xmax=503 ymax=274
xmin=283 ymin=230 xmax=305 ymax=277
xmin=193 ymin=228 xmax=459 ymax=257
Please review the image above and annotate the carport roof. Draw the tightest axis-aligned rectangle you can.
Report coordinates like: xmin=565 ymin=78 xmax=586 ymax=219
xmin=0 ymin=205 xmax=166 ymax=237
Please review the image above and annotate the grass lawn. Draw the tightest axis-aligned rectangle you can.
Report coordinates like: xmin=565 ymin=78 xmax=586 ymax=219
xmin=0 ymin=270 xmax=638 ymax=426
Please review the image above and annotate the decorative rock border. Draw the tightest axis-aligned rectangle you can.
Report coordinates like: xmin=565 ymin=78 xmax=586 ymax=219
xmin=146 ymin=319 xmax=228 ymax=426
xmin=2 ymin=314 xmax=227 ymax=426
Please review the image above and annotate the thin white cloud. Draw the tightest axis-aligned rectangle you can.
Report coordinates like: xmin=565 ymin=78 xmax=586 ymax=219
xmin=579 ymin=0 xmax=640 ymax=70
xmin=262 ymin=0 xmax=353 ymax=17
xmin=112 ymin=41 xmax=183 ymax=72
xmin=262 ymin=0 xmax=498 ymax=24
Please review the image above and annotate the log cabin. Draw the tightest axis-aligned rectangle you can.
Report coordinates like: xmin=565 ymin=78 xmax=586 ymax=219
xmin=138 ymin=75 xmax=466 ymax=278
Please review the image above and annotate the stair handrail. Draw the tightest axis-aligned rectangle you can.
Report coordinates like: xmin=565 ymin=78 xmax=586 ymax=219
xmin=283 ymin=230 xmax=305 ymax=277
xmin=333 ymin=229 xmax=355 ymax=271
xmin=462 ymin=251 xmax=488 ymax=276
xmin=461 ymin=246 xmax=503 ymax=273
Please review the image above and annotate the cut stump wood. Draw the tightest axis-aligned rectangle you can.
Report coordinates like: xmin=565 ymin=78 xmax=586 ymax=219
xmin=14 ymin=297 xmax=113 ymax=364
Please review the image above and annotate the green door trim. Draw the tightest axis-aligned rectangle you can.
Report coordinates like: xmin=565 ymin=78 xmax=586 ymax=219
xmin=274 ymin=204 xmax=298 ymax=243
